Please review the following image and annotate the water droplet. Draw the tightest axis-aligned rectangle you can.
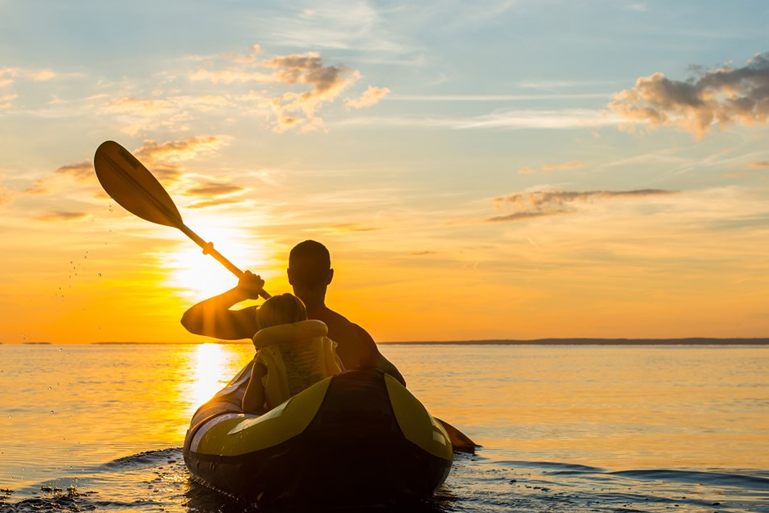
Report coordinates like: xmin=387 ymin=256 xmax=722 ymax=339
xmin=47 ymin=387 xmax=52 ymax=390
xmin=50 ymin=410 xmax=55 ymax=414
xmin=98 ymin=273 xmax=102 ymax=277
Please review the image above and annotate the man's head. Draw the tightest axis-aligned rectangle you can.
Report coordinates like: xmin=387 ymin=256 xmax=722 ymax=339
xmin=287 ymin=240 xmax=334 ymax=293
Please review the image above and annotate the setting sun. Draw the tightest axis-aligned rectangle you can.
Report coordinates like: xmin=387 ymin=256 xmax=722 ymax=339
xmin=158 ymin=219 xmax=269 ymax=302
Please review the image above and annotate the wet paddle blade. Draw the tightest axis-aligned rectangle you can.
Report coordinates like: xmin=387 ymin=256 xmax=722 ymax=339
xmin=436 ymin=417 xmax=480 ymax=454
xmin=94 ymin=140 xmax=184 ymax=228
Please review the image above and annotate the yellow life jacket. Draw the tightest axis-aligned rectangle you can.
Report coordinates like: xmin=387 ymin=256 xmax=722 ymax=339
xmin=252 ymin=320 xmax=343 ymax=410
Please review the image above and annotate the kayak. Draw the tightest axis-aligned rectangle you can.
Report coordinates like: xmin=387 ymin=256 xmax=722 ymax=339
xmin=183 ymin=365 xmax=453 ymax=508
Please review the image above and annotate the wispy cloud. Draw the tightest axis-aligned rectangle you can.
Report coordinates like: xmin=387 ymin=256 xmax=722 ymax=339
xmin=34 ymin=211 xmax=89 ymax=222
xmin=0 ymin=94 xmax=17 ymax=109
xmin=103 ymin=95 xmax=233 ymax=135
xmin=519 ymin=161 xmax=584 ymax=174
xmin=309 ymin=223 xmax=380 ymax=233
xmin=0 ymin=67 xmax=57 ymax=109
xmin=264 ymin=1 xmax=410 ymax=56
xmin=55 ymin=161 xmax=93 ymax=181
xmin=133 ymin=136 xmax=229 ymax=182
xmin=610 ymin=52 xmax=769 ymax=138
xmin=186 ymin=197 xmax=248 ymax=210
xmin=750 ymin=161 xmax=769 ymax=169
xmin=389 ymin=93 xmax=611 ymax=101
xmin=346 ymin=86 xmax=390 ymax=109
xmin=336 ymin=109 xmax=619 ymax=130
xmin=487 ymin=189 xmax=678 ymax=222
xmin=0 ymin=66 xmax=57 ymax=83
xmin=184 ymin=182 xmax=246 ymax=197
xmin=22 ymin=160 xmax=94 ymax=195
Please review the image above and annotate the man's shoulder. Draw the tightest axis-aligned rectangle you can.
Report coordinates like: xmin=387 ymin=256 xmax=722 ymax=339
xmin=312 ymin=307 xmax=372 ymax=342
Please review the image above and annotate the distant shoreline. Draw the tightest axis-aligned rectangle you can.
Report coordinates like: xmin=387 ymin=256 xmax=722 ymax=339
xmin=379 ymin=338 xmax=769 ymax=346
xmin=1 ymin=338 xmax=765 ymax=346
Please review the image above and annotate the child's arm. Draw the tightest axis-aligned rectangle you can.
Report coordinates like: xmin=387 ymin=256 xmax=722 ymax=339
xmin=242 ymin=361 xmax=268 ymax=414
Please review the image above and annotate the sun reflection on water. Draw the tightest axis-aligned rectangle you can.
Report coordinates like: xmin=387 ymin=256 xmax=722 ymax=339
xmin=189 ymin=343 xmax=228 ymax=408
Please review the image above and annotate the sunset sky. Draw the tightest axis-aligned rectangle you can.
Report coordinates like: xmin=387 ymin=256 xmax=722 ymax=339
xmin=1 ymin=1 xmax=768 ymax=343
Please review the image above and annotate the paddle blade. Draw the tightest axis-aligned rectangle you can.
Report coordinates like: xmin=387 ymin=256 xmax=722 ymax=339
xmin=435 ymin=417 xmax=480 ymax=454
xmin=94 ymin=140 xmax=184 ymax=228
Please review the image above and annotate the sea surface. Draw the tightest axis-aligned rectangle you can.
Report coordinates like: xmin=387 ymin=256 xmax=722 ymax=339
xmin=1 ymin=343 xmax=768 ymax=512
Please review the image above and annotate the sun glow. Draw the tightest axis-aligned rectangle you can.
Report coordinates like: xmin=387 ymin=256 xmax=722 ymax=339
xmin=160 ymin=221 xmax=267 ymax=301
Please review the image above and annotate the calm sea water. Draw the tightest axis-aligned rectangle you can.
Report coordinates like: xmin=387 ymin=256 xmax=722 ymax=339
xmin=1 ymin=343 xmax=768 ymax=512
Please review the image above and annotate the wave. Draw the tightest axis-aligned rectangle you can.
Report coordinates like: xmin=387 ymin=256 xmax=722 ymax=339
xmin=99 ymin=447 xmax=183 ymax=471
xmin=611 ymin=469 xmax=769 ymax=490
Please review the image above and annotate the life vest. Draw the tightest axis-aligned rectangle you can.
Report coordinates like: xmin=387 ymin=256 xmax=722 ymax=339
xmin=252 ymin=320 xmax=343 ymax=410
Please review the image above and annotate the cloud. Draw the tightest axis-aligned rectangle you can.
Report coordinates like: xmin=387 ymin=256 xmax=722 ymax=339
xmin=487 ymin=189 xmax=678 ymax=222
xmin=188 ymin=46 xmax=382 ymax=131
xmin=184 ymin=182 xmax=245 ymax=197
xmin=0 ymin=67 xmax=56 ymax=83
xmin=34 ymin=211 xmax=89 ymax=222
xmin=189 ymin=68 xmax=272 ymax=84
xmin=750 ymin=161 xmax=769 ymax=169
xmin=262 ymin=52 xmax=360 ymax=131
xmin=610 ymin=52 xmax=769 ymax=138
xmin=130 ymin=136 xmax=229 ymax=183
xmin=135 ymin=136 xmax=226 ymax=162
xmin=104 ymin=95 xmax=232 ymax=135
xmin=542 ymin=161 xmax=584 ymax=171
xmin=55 ymin=161 xmax=93 ymax=181
xmin=487 ymin=211 xmax=557 ymax=222
xmin=335 ymin=109 xmax=620 ymax=130
xmin=0 ymin=93 xmax=17 ymax=109
xmin=409 ymin=250 xmax=438 ymax=256
xmin=23 ymin=137 xmax=229 ymax=197
xmin=186 ymin=197 xmax=248 ymax=209
xmin=346 ymin=86 xmax=390 ymax=109
xmin=309 ymin=223 xmax=380 ymax=233
xmin=21 ymin=160 xmax=94 ymax=195
xmin=519 ymin=161 xmax=584 ymax=174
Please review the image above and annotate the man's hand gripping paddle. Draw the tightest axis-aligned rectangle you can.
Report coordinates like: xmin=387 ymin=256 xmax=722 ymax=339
xmin=93 ymin=140 xmax=270 ymax=300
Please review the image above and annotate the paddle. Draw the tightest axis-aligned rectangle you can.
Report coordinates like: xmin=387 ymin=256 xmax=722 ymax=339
xmin=436 ymin=417 xmax=480 ymax=454
xmin=93 ymin=140 xmax=270 ymax=300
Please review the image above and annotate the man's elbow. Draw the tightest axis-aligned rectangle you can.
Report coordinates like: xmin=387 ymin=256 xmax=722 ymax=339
xmin=181 ymin=310 xmax=201 ymax=334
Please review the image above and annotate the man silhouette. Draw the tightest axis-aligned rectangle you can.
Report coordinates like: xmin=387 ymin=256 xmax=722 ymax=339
xmin=181 ymin=240 xmax=405 ymax=385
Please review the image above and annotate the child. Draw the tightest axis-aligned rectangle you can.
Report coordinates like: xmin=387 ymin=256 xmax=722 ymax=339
xmin=242 ymin=293 xmax=344 ymax=414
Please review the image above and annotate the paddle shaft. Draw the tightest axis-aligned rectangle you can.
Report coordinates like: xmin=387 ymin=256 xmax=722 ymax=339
xmin=178 ymin=224 xmax=271 ymax=300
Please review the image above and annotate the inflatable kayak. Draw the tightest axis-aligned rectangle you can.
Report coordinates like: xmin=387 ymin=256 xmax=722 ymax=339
xmin=183 ymin=365 xmax=453 ymax=508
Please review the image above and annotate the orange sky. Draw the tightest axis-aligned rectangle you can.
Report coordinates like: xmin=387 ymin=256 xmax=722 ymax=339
xmin=2 ymin=3 xmax=769 ymax=343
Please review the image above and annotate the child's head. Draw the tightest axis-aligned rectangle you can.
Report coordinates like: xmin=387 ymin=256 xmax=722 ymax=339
xmin=257 ymin=293 xmax=308 ymax=329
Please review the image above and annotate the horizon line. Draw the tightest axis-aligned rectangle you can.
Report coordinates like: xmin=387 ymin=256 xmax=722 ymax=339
xmin=3 ymin=337 xmax=769 ymax=346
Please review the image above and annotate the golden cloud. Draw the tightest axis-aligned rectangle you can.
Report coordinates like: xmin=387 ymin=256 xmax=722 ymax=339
xmin=488 ymin=189 xmax=678 ymax=222
xmin=345 ymin=86 xmax=391 ymax=109
xmin=519 ymin=161 xmax=584 ymax=174
xmin=34 ymin=211 xmax=89 ymax=222
xmin=261 ymin=52 xmax=360 ymax=131
xmin=0 ymin=93 xmax=17 ymax=109
xmin=55 ymin=161 xmax=93 ymax=181
xmin=610 ymin=52 xmax=769 ymax=138
xmin=183 ymin=182 xmax=245 ymax=197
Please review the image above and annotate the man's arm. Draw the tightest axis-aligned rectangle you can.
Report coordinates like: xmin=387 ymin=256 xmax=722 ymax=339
xmin=180 ymin=271 xmax=264 ymax=340
xmin=355 ymin=325 xmax=407 ymax=387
